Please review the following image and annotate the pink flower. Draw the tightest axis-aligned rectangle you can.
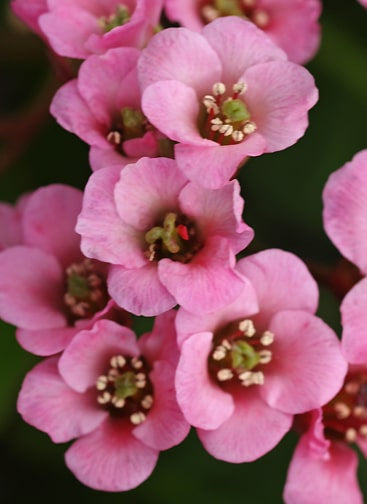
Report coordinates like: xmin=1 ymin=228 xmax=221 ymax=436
xmin=11 ymin=0 xmax=48 ymax=36
xmin=358 ymin=0 xmax=367 ymax=7
xmin=164 ymin=0 xmax=321 ymax=65
xmin=17 ymin=313 xmax=189 ymax=491
xmin=175 ymin=249 xmax=347 ymax=462
xmin=51 ymin=47 xmax=163 ymax=172
xmin=138 ymin=17 xmax=318 ymax=189
xmin=76 ymin=157 xmax=253 ymax=316
xmin=0 ymin=184 xmax=128 ymax=356
xmin=37 ymin=0 xmax=163 ymax=59
xmin=0 ymin=194 xmax=29 ymax=251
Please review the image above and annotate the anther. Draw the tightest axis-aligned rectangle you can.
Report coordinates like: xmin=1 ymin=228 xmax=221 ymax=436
xmin=345 ymin=381 xmax=360 ymax=394
xmin=219 ymin=124 xmax=234 ymax=136
xmin=141 ymin=395 xmax=154 ymax=409
xmin=253 ymin=9 xmax=270 ymax=28
xmin=96 ymin=375 xmax=108 ymax=391
xmin=130 ymin=411 xmax=146 ymax=425
xmin=222 ymin=339 xmax=232 ymax=350
xmin=334 ymin=402 xmax=351 ymax=419
xmin=232 ymin=82 xmax=247 ymax=95
xmin=360 ymin=425 xmax=367 ymax=437
xmin=107 ymin=131 xmax=122 ymax=145
xmin=232 ymin=130 xmax=244 ymax=142
xmin=212 ymin=346 xmax=227 ymax=361
xmin=259 ymin=350 xmax=272 ymax=364
xmin=108 ymin=368 xmax=119 ymax=380
xmin=217 ymin=369 xmax=234 ymax=381
xmin=252 ymin=371 xmax=265 ymax=385
xmin=202 ymin=5 xmax=220 ymax=22
xmin=238 ymin=319 xmax=256 ymax=337
xmin=242 ymin=0 xmax=255 ymax=6
xmin=213 ymin=82 xmax=226 ymax=96
xmin=112 ymin=397 xmax=126 ymax=408
xmin=345 ymin=427 xmax=357 ymax=442
xmin=243 ymin=122 xmax=257 ymax=135
xmin=353 ymin=406 xmax=366 ymax=417
xmin=110 ymin=355 xmax=126 ymax=368
xmin=97 ymin=391 xmax=112 ymax=404
xmin=260 ymin=331 xmax=274 ymax=346
xmin=131 ymin=357 xmax=143 ymax=369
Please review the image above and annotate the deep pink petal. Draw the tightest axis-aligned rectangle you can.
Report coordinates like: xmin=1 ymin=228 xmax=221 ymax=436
xmin=123 ymin=131 xmax=159 ymax=158
xmin=158 ymin=236 xmax=249 ymax=314
xmin=261 ymin=311 xmax=347 ymax=414
xmin=89 ymin=146 xmax=131 ymax=171
xmin=138 ymin=27 xmax=222 ymax=95
xmin=16 ymin=326 xmax=79 ymax=356
xmin=59 ymin=320 xmax=140 ymax=393
xmin=65 ymin=419 xmax=158 ymax=492
xmin=22 ymin=184 xmax=83 ymax=268
xmin=17 ymin=357 xmax=107 ymax=443
xmin=133 ymin=361 xmax=190 ymax=450
xmin=0 ymin=246 xmax=66 ymax=329
xmin=341 ymin=278 xmax=367 ymax=364
xmin=114 ymin=157 xmax=188 ymax=230
xmin=323 ymin=150 xmax=367 ymax=274
xmin=0 ymin=202 xmax=23 ymax=251
xmin=237 ymin=249 xmax=319 ymax=328
xmin=138 ymin=310 xmax=179 ymax=367
xmin=175 ymin=332 xmax=234 ymax=429
xmin=12 ymin=0 xmax=48 ymax=35
xmin=197 ymin=388 xmax=292 ymax=462
xmin=107 ymin=264 xmax=176 ymax=316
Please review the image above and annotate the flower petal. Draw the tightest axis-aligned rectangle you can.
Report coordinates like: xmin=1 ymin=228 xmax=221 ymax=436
xmin=341 ymin=278 xmax=367 ymax=364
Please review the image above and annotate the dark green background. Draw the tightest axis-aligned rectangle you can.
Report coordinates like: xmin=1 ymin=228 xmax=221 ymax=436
xmin=0 ymin=1 xmax=366 ymax=502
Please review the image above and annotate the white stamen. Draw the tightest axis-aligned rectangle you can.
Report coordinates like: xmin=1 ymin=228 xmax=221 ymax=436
xmin=232 ymin=82 xmax=247 ymax=95
xmin=108 ymin=368 xmax=119 ymax=380
xmin=242 ymin=0 xmax=255 ymax=6
xmin=260 ymin=331 xmax=274 ymax=346
xmin=96 ymin=375 xmax=108 ymax=391
xmin=97 ymin=391 xmax=112 ymax=404
xmin=345 ymin=427 xmax=357 ymax=442
xmin=141 ymin=395 xmax=154 ymax=409
xmin=353 ymin=406 xmax=366 ymax=418
xmin=130 ymin=411 xmax=146 ymax=425
xmin=252 ymin=371 xmax=265 ymax=385
xmin=211 ymin=117 xmax=223 ymax=124
xmin=212 ymin=346 xmax=227 ymax=361
xmin=239 ymin=370 xmax=253 ymax=383
xmin=345 ymin=381 xmax=360 ymax=395
xmin=112 ymin=397 xmax=126 ymax=408
xmin=232 ymin=130 xmax=244 ymax=142
xmin=360 ymin=425 xmax=367 ymax=437
xmin=131 ymin=357 xmax=143 ymax=369
xmin=243 ymin=121 xmax=257 ymax=135
xmin=253 ymin=9 xmax=270 ymax=28
xmin=107 ymin=131 xmax=121 ymax=145
xmin=334 ymin=402 xmax=351 ymax=419
xmin=213 ymin=82 xmax=226 ymax=96
xmin=219 ymin=124 xmax=234 ymax=136
xmin=110 ymin=355 xmax=126 ymax=368
xmin=239 ymin=319 xmax=256 ymax=337
xmin=202 ymin=5 xmax=220 ymax=22
xmin=217 ymin=368 xmax=234 ymax=381
xmin=135 ymin=373 xmax=147 ymax=389
xmin=259 ymin=350 xmax=272 ymax=364
xmin=222 ymin=339 xmax=232 ymax=350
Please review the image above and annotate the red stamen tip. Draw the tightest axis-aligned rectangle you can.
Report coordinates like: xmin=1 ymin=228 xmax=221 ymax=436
xmin=177 ymin=225 xmax=189 ymax=240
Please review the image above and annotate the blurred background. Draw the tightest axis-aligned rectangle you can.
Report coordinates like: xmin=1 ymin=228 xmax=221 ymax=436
xmin=0 ymin=0 xmax=366 ymax=501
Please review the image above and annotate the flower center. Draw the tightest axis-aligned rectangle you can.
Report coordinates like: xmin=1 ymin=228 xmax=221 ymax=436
xmin=98 ymin=4 xmax=131 ymax=33
xmin=200 ymin=82 xmax=257 ymax=145
xmin=200 ymin=0 xmax=270 ymax=29
xmin=209 ymin=318 xmax=274 ymax=388
xmin=107 ymin=107 xmax=150 ymax=153
xmin=144 ymin=212 xmax=202 ymax=263
xmin=96 ymin=354 xmax=154 ymax=425
xmin=64 ymin=259 xmax=109 ymax=320
xmin=323 ymin=371 xmax=367 ymax=444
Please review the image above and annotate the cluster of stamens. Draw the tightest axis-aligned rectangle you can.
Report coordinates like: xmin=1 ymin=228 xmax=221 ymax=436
xmin=201 ymin=81 xmax=257 ymax=145
xmin=209 ymin=318 xmax=274 ymax=387
xmin=96 ymin=354 xmax=154 ymax=425
xmin=144 ymin=212 xmax=202 ymax=264
xmin=98 ymin=4 xmax=131 ymax=33
xmin=107 ymin=107 xmax=151 ymax=153
xmin=323 ymin=373 xmax=367 ymax=444
xmin=201 ymin=0 xmax=270 ymax=29
xmin=64 ymin=259 xmax=109 ymax=319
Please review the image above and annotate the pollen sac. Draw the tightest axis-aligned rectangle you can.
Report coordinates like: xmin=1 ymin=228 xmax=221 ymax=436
xmin=200 ymin=0 xmax=270 ymax=29
xmin=99 ymin=4 xmax=131 ymax=33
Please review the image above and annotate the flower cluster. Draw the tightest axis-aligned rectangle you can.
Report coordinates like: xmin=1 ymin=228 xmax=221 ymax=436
xmin=3 ymin=0 xmax=367 ymax=501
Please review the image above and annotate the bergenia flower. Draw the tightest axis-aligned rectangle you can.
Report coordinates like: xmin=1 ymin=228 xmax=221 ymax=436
xmin=51 ymin=47 xmax=165 ymax=172
xmin=138 ymin=17 xmax=318 ymax=188
xmin=175 ymin=249 xmax=347 ymax=462
xmin=164 ymin=0 xmax=322 ymax=65
xmin=76 ymin=157 xmax=254 ymax=316
xmin=30 ymin=0 xmax=163 ymax=59
xmin=0 ymin=184 xmax=128 ymax=356
xmin=17 ymin=313 xmax=190 ymax=491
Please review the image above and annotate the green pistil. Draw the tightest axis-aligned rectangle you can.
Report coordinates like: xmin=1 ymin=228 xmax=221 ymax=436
xmin=114 ymin=372 xmax=138 ymax=399
xmin=231 ymin=340 xmax=260 ymax=370
xmin=121 ymin=107 xmax=146 ymax=139
xmin=221 ymin=99 xmax=250 ymax=124
xmin=67 ymin=274 xmax=90 ymax=299
xmin=145 ymin=213 xmax=183 ymax=254
xmin=99 ymin=5 xmax=130 ymax=33
xmin=214 ymin=0 xmax=243 ymax=16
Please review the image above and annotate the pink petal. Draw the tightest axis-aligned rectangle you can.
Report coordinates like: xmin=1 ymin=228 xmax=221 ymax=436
xmin=16 ymin=326 xmax=79 ymax=356
xmin=243 ymin=61 xmax=318 ymax=152
xmin=197 ymin=388 xmax=292 ymax=462
xmin=179 ymin=180 xmax=253 ymax=253
xmin=65 ymin=419 xmax=158 ymax=492
xmin=323 ymin=150 xmax=367 ymax=274
xmin=174 ymin=134 xmax=266 ymax=189
xmin=284 ymin=438 xmax=362 ymax=504
xmin=133 ymin=361 xmax=190 ymax=450
xmin=261 ymin=310 xmax=347 ymax=414
xmin=175 ymin=332 xmax=234 ymax=429
xmin=89 ymin=145 xmax=131 ymax=171
xmin=0 ymin=246 xmax=66 ymax=329
xmin=107 ymin=263 xmax=176 ymax=316
xmin=158 ymin=236 xmax=249 ymax=314
xmin=341 ymin=278 xmax=367 ymax=364
xmin=22 ymin=184 xmax=83 ymax=268
xmin=237 ymin=249 xmax=319 ymax=328
xmin=0 ymin=202 xmax=23 ymax=251
xmin=138 ymin=27 xmax=222 ymax=96
xmin=203 ymin=17 xmax=287 ymax=85
xmin=50 ymin=80 xmax=108 ymax=148
xmin=138 ymin=310 xmax=179 ymax=367
xmin=76 ymin=166 xmax=146 ymax=267
xmin=17 ymin=357 xmax=107 ymax=443
xmin=123 ymin=131 xmax=159 ymax=158
xmin=59 ymin=320 xmax=140 ymax=393
xmin=12 ymin=0 xmax=48 ymax=36
xmin=165 ymin=0 xmax=203 ymax=31
xmin=114 ymin=157 xmax=188 ymax=230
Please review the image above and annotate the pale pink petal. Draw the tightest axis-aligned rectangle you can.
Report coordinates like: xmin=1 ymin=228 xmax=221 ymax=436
xmin=123 ymin=131 xmax=159 ymax=158
xmin=341 ymin=278 xmax=367 ymax=364
xmin=174 ymin=134 xmax=266 ymax=189
xmin=76 ymin=166 xmax=146 ymax=267
xmin=284 ymin=438 xmax=362 ymax=504
xmin=198 ymin=388 xmax=292 ymax=462
xmin=12 ymin=0 xmax=48 ymax=35
xmin=108 ymin=264 xmax=176 ymax=316
xmin=138 ymin=310 xmax=179 ymax=366
xmin=158 ymin=236 xmax=250 ymax=313
xmin=133 ymin=361 xmax=190 ymax=450
xmin=0 ymin=203 xmax=23 ymax=251
xmin=175 ymin=332 xmax=234 ymax=429
xmin=261 ymin=311 xmax=347 ymax=414
xmin=203 ymin=17 xmax=287 ymax=85
xmin=179 ymin=180 xmax=254 ymax=253
xmin=17 ymin=357 xmax=107 ymax=443
xmin=0 ymin=246 xmax=66 ymax=329
xmin=243 ymin=61 xmax=318 ymax=152
xmin=89 ymin=146 xmax=131 ymax=171
xmin=237 ymin=249 xmax=318 ymax=328
xmin=114 ymin=157 xmax=188 ymax=230
xmin=59 ymin=320 xmax=139 ymax=393
xmin=16 ymin=326 xmax=79 ymax=356
xmin=323 ymin=150 xmax=367 ymax=274
xmin=50 ymin=80 xmax=108 ymax=148
xmin=138 ymin=27 xmax=222 ymax=95
xmin=164 ymin=0 xmax=203 ymax=31
xmin=22 ymin=184 xmax=83 ymax=268
xmin=65 ymin=419 xmax=158 ymax=492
